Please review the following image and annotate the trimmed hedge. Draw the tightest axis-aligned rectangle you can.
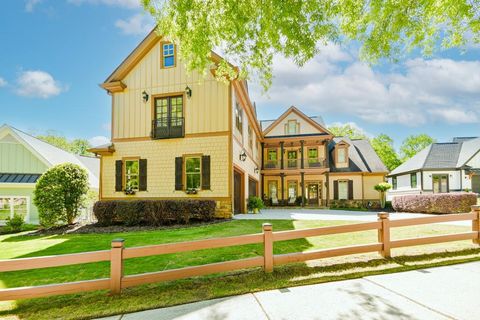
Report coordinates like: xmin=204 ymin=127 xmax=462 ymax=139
xmin=392 ymin=192 xmax=477 ymax=214
xmin=93 ymin=200 xmax=216 ymax=226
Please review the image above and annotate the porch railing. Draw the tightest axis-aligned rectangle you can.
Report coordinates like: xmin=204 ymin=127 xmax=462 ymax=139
xmin=264 ymin=158 xmax=327 ymax=170
xmin=151 ymin=117 xmax=184 ymax=139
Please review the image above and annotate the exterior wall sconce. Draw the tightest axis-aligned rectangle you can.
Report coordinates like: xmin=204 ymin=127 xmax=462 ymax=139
xmin=142 ymin=91 xmax=149 ymax=103
xmin=239 ymin=150 xmax=247 ymax=162
xmin=254 ymin=167 xmax=259 ymax=173
xmin=185 ymin=86 xmax=192 ymax=98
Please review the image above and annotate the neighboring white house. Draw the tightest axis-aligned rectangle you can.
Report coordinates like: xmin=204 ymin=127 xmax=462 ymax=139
xmin=0 ymin=124 xmax=99 ymax=224
xmin=387 ymin=137 xmax=480 ymax=200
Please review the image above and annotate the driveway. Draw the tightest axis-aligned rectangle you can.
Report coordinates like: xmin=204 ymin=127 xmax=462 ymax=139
xmin=233 ymin=208 xmax=471 ymax=226
xmin=99 ymin=261 xmax=480 ymax=320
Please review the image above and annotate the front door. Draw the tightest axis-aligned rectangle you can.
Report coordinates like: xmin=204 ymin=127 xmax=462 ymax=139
xmin=472 ymin=175 xmax=480 ymax=194
xmin=234 ymin=171 xmax=242 ymax=214
xmin=432 ymin=174 xmax=449 ymax=193
xmin=307 ymin=183 xmax=319 ymax=206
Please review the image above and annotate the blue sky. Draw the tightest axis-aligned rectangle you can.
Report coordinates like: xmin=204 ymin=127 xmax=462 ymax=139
xmin=1 ymin=0 xmax=479 ymax=149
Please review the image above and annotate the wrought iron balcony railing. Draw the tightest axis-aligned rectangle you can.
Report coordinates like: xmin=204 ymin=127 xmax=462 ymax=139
xmin=151 ymin=117 xmax=184 ymax=139
xmin=263 ymin=158 xmax=327 ymax=170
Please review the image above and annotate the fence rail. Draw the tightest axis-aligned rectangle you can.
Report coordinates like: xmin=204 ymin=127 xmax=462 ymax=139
xmin=0 ymin=205 xmax=479 ymax=301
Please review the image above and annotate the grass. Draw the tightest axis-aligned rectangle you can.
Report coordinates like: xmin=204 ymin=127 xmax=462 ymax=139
xmin=0 ymin=219 xmax=479 ymax=320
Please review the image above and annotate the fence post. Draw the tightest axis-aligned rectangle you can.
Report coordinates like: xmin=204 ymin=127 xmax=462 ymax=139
xmin=377 ymin=212 xmax=391 ymax=258
xmin=110 ymin=239 xmax=125 ymax=295
xmin=472 ymin=205 xmax=480 ymax=245
xmin=263 ymin=223 xmax=273 ymax=273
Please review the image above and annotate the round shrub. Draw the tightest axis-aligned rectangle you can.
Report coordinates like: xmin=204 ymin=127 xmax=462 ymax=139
xmin=34 ymin=163 xmax=89 ymax=227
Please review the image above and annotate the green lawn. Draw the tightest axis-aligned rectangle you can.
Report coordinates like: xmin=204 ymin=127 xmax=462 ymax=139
xmin=0 ymin=219 xmax=479 ymax=320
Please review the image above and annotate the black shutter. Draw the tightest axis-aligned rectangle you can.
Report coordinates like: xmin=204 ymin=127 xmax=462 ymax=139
xmin=333 ymin=180 xmax=338 ymax=200
xmin=201 ymin=155 xmax=211 ymax=190
xmin=139 ymin=159 xmax=147 ymax=191
xmin=175 ymin=157 xmax=183 ymax=190
xmin=348 ymin=180 xmax=354 ymax=200
xmin=115 ymin=160 xmax=123 ymax=192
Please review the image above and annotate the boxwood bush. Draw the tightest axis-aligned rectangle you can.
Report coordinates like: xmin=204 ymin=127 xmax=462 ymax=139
xmin=93 ymin=200 xmax=216 ymax=226
xmin=392 ymin=192 xmax=477 ymax=214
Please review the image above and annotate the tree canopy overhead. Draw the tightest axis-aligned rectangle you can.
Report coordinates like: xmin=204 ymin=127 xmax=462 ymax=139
xmin=143 ymin=0 xmax=480 ymax=89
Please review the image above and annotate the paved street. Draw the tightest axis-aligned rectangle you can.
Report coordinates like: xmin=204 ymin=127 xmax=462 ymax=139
xmin=233 ymin=208 xmax=471 ymax=226
xmin=99 ymin=261 xmax=480 ymax=320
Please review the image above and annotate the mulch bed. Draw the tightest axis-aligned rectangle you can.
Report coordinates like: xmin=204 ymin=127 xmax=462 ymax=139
xmin=25 ymin=219 xmax=232 ymax=236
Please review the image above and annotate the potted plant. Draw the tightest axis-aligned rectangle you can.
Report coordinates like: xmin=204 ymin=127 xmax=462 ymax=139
xmin=374 ymin=182 xmax=392 ymax=209
xmin=124 ymin=185 xmax=136 ymax=195
xmin=247 ymin=196 xmax=264 ymax=214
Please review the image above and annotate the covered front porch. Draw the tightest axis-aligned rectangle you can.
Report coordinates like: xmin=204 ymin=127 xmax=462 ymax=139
xmin=262 ymin=173 xmax=329 ymax=207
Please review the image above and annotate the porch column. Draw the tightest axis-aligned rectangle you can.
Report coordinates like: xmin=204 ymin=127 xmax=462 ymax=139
xmin=301 ymin=172 xmax=305 ymax=207
xmin=281 ymin=173 xmax=285 ymax=205
xmin=325 ymin=141 xmax=330 ymax=168
xmin=300 ymin=140 xmax=305 ymax=169
xmin=325 ymin=172 xmax=330 ymax=207
xmin=280 ymin=141 xmax=284 ymax=170
xmin=261 ymin=142 xmax=265 ymax=170
xmin=261 ymin=173 xmax=265 ymax=200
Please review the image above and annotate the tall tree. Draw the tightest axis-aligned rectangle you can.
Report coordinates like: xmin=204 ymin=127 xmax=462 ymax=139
xmin=143 ymin=0 xmax=479 ymax=89
xmin=371 ymin=134 xmax=401 ymax=171
xmin=328 ymin=124 xmax=368 ymax=140
xmin=36 ymin=131 xmax=92 ymax=156
xmin=400 ymin=134 xmax=436 ymax=161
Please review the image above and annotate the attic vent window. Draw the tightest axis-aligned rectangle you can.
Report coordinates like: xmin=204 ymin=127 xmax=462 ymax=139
xmin=285 ymin=120 xmax=299 ymax=134
xmin=162 ymin=43 xmax=175 ymax=68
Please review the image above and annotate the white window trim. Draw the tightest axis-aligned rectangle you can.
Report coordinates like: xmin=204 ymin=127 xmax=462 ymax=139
xmin=0 ymin=195 xmax=30 ymax=223
xmin=338 ymin=181 xmax=349 ymax=200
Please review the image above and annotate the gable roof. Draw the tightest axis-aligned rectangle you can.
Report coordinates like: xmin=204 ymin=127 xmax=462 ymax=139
xmin=0 ymin=124 xmax=99 ymax=188
xmin=389 ymin=137 xmax=480 ymax=176
xmin=262 ymin=106 xmax=333 ymax=136
xmin=328 ymin=137 xmax=387 ymax=173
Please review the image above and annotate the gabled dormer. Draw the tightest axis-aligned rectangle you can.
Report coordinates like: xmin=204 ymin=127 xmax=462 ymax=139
xmin=334 ymin=139 xmax=350 ymax=168
xmin=262 ymin=106 xmax=332 ymax=138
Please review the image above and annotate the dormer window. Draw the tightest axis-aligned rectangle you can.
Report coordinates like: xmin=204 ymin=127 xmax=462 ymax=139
xmin=161 ymin=43 xmax=175 ymax=68
xmin=285 ymin=120 xmax=299 ymax=134
xmin=335 ymin=141 xmax=349 ymax=168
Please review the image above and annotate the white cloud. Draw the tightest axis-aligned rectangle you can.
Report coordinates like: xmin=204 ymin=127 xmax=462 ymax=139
xmin=0 ymin=77 xmax=7 ymax=87
xmin=67 ymin=0 xmax=140 ymax=9
xmin=15 ymin=70 xmax=64 ymax=98
xmin=25 ymin=0 xmax=41 ymax=12
xmin=115 ymin=13 xmax=154 ymax=36
xmin=88 ymin=136 xmax=111 ymax=147
xmin=251 ymin=45 xmax=480 ymax=126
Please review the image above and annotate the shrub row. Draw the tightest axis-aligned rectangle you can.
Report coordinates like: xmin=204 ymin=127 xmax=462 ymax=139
xmin=93 ymin=200 xmax=216 ymax=226
xmin=392 ymin=192 xmax=477 ymax=214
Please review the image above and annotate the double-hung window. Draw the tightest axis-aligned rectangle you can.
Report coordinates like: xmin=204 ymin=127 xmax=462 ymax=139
xmin=286 ymin=120 xmax=298 ymax=134
xmin=125 ymin=159 xmax=139 ymax=190
xmin=185 ymin=157 xmax=201 ymax=190
xmin=410 ymin=173 xmax=417 ymax=188
xmin=235 ymin=102 xmax=243 ymax=134
xmin=338 ymin=180 xmax=349 ymax=200
xmin=162 ymin=43 xmax=175 ymax=68
xmin=0 ymin=196 xmax=29 ymax=222
xmin=392 ymin=176 xmax=397 ymax=190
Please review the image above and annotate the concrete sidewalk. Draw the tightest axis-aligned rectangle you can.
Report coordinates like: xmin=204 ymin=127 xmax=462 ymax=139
xmin=99 ymin=261 xmax=480 ymax=320
xmin=233 ymin=208 xmax=471 ymax=226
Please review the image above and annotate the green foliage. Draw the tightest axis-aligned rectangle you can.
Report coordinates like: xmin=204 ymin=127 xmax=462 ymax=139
xmin=142 ymin=0 xmax=480 ymax=90
xmin=34 ymin=163 xmax=89 ymax=226
xmin=247 ymin=196 xmax=264 ymax=211
xmin=374 ymin=182 xmax=392 ymax=209
xmin=328 ymin=123 xmax=368 ymax=140
xmin=36 ymin=130 xmax=93 ymax=156
xmin=5 ymin=214 xmax=25 ymax=233
xmin=400 ymin=134 xmax=435 ymax=161
xmin=371 ymin=134 xmax=402 ymax=171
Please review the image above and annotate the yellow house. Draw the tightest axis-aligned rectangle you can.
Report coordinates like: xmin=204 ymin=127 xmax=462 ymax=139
xmin=91 ymin=29 xmax=387 ymax=217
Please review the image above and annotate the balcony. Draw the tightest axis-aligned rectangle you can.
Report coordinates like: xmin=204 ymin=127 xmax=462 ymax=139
xmin=151 ymin=117 xmax=184 ymax=139
xmin=263 ymin=158 xmax=327 ymax=170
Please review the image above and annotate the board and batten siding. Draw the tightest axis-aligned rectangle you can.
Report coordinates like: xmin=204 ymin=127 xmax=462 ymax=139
xmin=0 ymin=138 xmax=47 ymax=174
xmin=112 ymin=41 xmax=229 ymax=139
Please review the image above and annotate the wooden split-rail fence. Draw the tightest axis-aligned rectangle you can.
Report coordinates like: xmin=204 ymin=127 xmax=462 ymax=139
xmin=0 ymin=205 xmax=479 ymax=301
